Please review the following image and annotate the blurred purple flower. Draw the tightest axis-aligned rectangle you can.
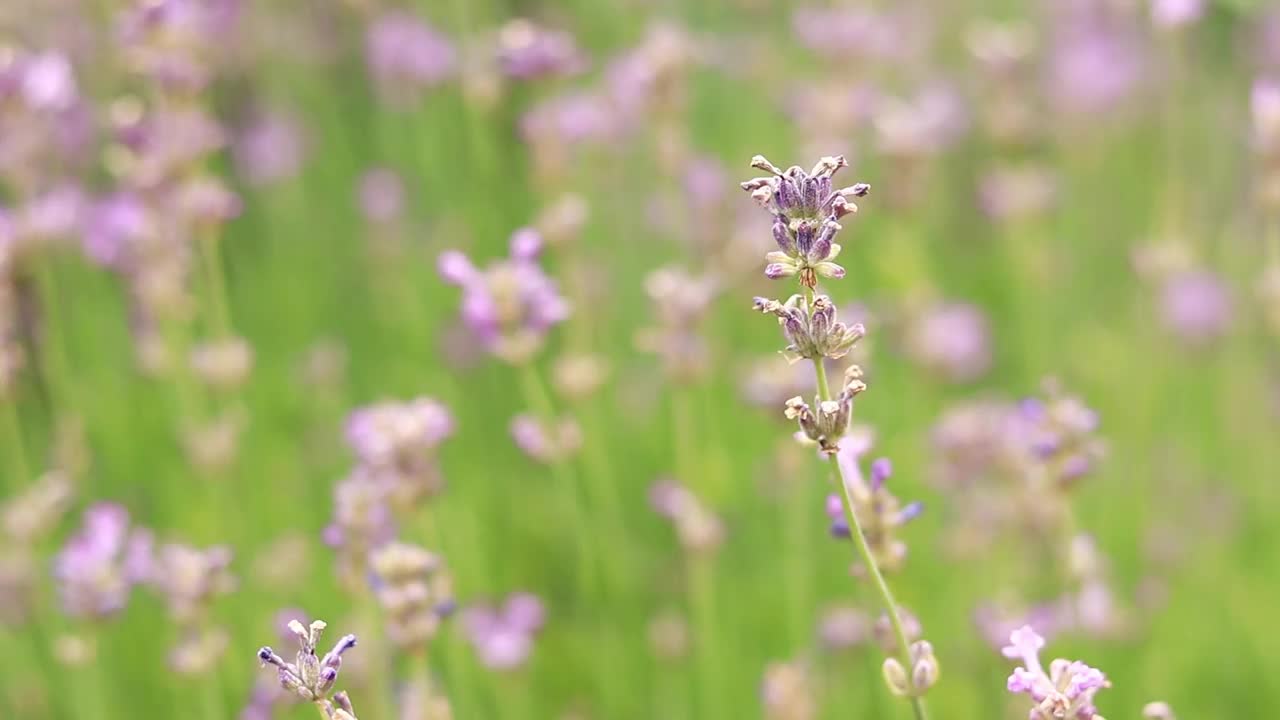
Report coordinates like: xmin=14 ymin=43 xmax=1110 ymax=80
xmin=520 ymin=91 xmax=617 ymax=148
xmin=357 ymin=168 xmax=405 ymax=225
xmin=905 ymin=302 xmax=992 ymax=383
xmin=366 ymin=11 xmax=455 ymax=106
xmin=463 ymin=592 xmax=546 ymax=670
xmin=438 ymin=229 xmax=570 ymax=364
xmin=1048 ymin=17 xmax=1144 ymax=118
xmin=1151 ymin=0 xmax=1204 ymax=29
xmin=1003 ymin=625 xmax=1108 ymax=720
xmin=53 ymin=503 xmax=149 ymax=619
xmin=235 ymin=112 xmax=305 ymax=187
xmin=792 ymin=7 xmax=918 ymax=63
xmin=978 ymin=166 xmax=1057 ymax=222
xmin=1159 ymin=270 xmax=1233 ymax=346
xmin=497 ymin=19 xmax=586 ymax=80
xmin=19 ymin=51 xmax=77 ymax=112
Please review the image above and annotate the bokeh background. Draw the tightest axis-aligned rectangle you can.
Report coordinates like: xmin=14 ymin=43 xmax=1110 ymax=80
xmin=2 ymin=0 xmax=1279 ymax=718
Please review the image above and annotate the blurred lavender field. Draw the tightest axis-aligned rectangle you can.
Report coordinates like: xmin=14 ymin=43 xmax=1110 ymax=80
xmin=2 ymin=0 xmax=1279 ymax=718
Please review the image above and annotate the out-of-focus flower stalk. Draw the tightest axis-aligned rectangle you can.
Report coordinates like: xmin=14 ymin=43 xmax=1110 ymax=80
xmin=804 ymin=283 xmax=929 ymax=720
xmin=517 ymin=361 xmax=597 ymax=599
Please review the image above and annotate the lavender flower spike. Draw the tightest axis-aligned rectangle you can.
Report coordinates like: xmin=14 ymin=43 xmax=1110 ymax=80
xmin=784 ymin=365 xmax=867 ymax=453
xmin=741 ymin=155 xmax=870 ymax=288
xmin=754 ymin=294 xmax=865 ymax=363
xmin=256 ymin=618 xmax=359 ymax=717
xmin=1003 ymin=625 xmax=1109 ymax=720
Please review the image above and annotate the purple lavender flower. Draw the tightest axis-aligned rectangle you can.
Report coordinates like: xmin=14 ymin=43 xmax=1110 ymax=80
xmin=1003 ymin=625 xmax=1109 ymax=720
xmin=741 ymin=155 xmax=869 ymax=288
xmin=829 ymin=445 xmax=921 ymax=572
xmin=366 ymin=11 xmax=455 ymax=107
xmin=519 ymin=91 xmax=618 ymax=150
xmin=117 ymin=0 xmax=242 ymax=90
xmin=1047 ymin=14 xmax=1144 ymax=119
xmin=792 ymin=7 xmax=917 ymax=63
xmin=496 ymin=19 xmax=586 ymax=80
xmin=761 ymin=660 xmax=816 ymax=720
xmin=438 ymin=229 xmax=570 ymax=364
xmin=369 ymin=542 xmax=453 ymax=649
xmin=19 ymin=51 xmax=78 ymax=112
xmin=649 ymin=478 xmax=723 ymax=553
xmin=754 ymin=294 xmax=865 ymax=364
xmin=904 ymin=302 xmax=993 ymax=383
xmin=462 ymin=593 xmax=546 ymax=670
xmin=234 ymin=112 xmax=305 ymax=188
xmin=509 ymin=413 xmax=581 ymax=464
xmin=257 ymin=618 xmax=357 ymax=707
xmin=53 ymin=503 xmax=149 ymax=619
xmin=978 ymin=165 xmax=1058 ymax=222
xmin=1252 ymin=78 xmax=1280 ymax=156
xmin=357 ymin=168 xmax=405 ymax=225
xmin=1151 ymin=0 xmax=1205 ymax=30
xmin=784 ymin=366 xmax=867 ymax=454
xmin=1159 ymin=270 xmax=1233 ymax=346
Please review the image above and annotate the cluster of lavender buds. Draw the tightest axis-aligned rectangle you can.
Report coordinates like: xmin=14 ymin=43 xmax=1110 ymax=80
xmin=510 ymin=413 xmax=582 ymax=464
xmin=462 ymin=593 xmax=546 ymax=670
xmin=257 ymin=619 xmax=360 ymax=719
xmin=0 ymin=472 xmax=72 ymax=624
xmin=761 ymin=660 xmax=816 ymax=720
xmin=496 ymin=19 xmax=587 ymax=80
xmin=135 ymin=539 xmax=237 ymax=674
xmin=753 ymin=293 xmax=865 ymax=364
xmin=783 ymin=364 xmax=867 ymax=454
xmin=1253 ymin=77 xmax=1280 ymax=210
xmin=826 ymin=442 xmax=923 ymax=574
xmin=902 ymin=302 xmax=993 ymax=384
xmin=932 ymin=382 xmax=1104 ymax=515
xmin=369 ymin=541 xmax=454 ymax=651
xmin=345 ymin=397 xmax=454 ymax=509
xmin=365 ymin=11 xmax=456 ymax=109
xmin=438 ymin=229 xmax=570 ymax=365
xmin=650 ymin=478 xmax=724 ymax=554
xmin=1003 ymin=625 xmax=1109 ymax=720
xmin=882 ymin=639 xmax=940 ymax=698
xmin=325 ymin=470 xmax=396 ymax=590
xmin=743 ymin=154 xmax=940 ymax=712
xmin=740 ymin=155 xmax=868 ymax=288
xmin=53 ymin=503 xmax=151 ymax=623
xmin=1131 ymin=241 xmax=1235 ymax=347
xmin=636 ymin=266 xmax=720 ymax=383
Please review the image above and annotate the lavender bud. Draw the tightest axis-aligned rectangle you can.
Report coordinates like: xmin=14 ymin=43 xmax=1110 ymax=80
xmin=882 ymin=657 xmax=910 ymax=697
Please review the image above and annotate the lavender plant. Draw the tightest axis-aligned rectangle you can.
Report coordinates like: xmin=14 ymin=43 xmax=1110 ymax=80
xmin=744 ymin=154 xmax=934 ymax=718
xmin=256 ymin=618 xmax=360 ymax=719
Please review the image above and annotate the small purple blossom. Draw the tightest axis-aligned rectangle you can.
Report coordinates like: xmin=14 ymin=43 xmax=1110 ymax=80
xmin=256 ymin=618 xmax=357 ymax=707
xmin=53 ymin=503 xmax=150 ymax=619
xmin=438 ymin=229 xmax=570 ymax=364
xmin=1159 ymin=270 xmax=1233 ymax=346
xmin=496 ymin=19 xmax=587 ymax=80
xmin=366 ymin=11 xmax=455 ymax=107
xmin=904 ymin=302 xmax=993 ymax=383
xmin=1003 ymin=625 xmax=1109 ymax=720
xmin=741 ymin=155 xmax=869 ymax=288
xmin=462 ymin=593 xmax=546 ymax=670
xmin=234 ymin=112 xmax=305 ymax=188
xmin=357 ymin=168 xmax=405 ymax=225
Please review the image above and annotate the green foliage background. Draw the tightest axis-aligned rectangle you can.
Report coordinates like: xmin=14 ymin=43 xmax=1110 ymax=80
xmin=4 ymin=1 xmax=1279 ymax=719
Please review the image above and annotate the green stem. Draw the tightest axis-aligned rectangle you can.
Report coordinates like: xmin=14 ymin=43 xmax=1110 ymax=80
xmin=517 ymin=363 xmax=597 ymax=598
xmin=812 ymin=355 xmax=930 ymax=720
xmin=33 ymin=260 xmax=74 ymax=415
xmin=687 ymin=554 xmax=723 ymax=719
xmin=198 ymin=227 xmax=234 ymax=338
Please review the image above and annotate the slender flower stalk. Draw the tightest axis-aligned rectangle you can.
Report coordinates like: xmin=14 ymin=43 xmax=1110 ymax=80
xmin=744 ymin=155 xmax=931 ymax=720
